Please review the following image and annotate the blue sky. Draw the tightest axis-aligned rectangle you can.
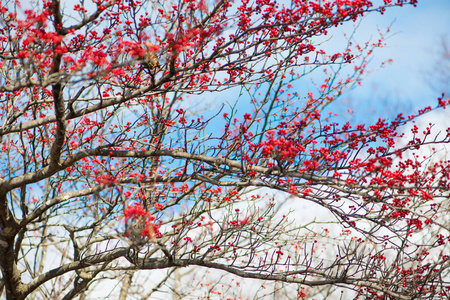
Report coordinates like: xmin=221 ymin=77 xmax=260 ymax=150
xmin=338 ymin=1 xmax=450 ymax=121
xmin=193 ymin=1 xmax=450 ymax=135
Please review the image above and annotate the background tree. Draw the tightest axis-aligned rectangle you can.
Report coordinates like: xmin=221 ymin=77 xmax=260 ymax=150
xmin=1 ymin=0 xmax=450 ymax=299
xmin=431 ymin=37 xmax=450 ymax=96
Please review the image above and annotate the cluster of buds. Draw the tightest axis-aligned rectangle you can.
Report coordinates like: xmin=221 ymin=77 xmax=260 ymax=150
xmin=124 ymin=204 xmax=159 ymax=246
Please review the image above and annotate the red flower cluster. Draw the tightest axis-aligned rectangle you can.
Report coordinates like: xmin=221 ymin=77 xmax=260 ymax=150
xmin=124 ymin=204 xmax=160 ymax=240
xmin=260 ymin=130 xmax=305 ymax=162
xmin=95 ymin=174 xmax=117 ymax=187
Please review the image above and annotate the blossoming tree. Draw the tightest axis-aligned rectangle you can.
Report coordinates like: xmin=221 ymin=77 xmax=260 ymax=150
xmin=1 ymin=0 xmax=450 ymax=299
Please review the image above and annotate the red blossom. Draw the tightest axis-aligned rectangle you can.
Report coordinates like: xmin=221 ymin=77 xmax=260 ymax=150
xmin=124 ymin=204 xmax=160 ymax=239
xmin=95 ymin=174 xmax=117 ymax=187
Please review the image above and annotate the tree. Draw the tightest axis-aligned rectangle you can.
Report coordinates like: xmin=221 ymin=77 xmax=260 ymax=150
xmin=1 ymin=0 xmax=450 ymax=299
xmin=431 ymin=37 xmax=450 ymax=96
